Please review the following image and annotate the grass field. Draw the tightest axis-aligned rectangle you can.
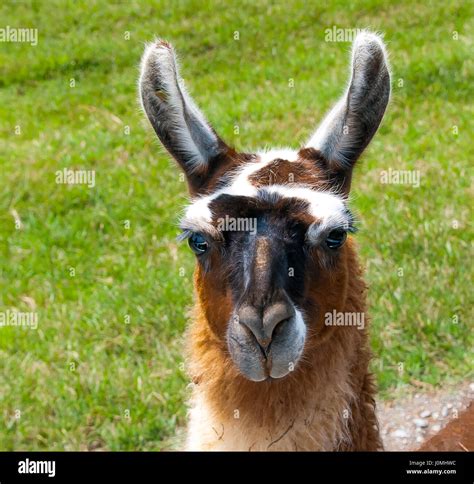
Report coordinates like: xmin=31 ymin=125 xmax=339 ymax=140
xmin=0 ymin=0 xmax=472 ymax=450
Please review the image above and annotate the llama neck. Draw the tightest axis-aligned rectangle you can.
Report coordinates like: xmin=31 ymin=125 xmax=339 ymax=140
xmin=185 ymin=289 xmax=379 ymax=451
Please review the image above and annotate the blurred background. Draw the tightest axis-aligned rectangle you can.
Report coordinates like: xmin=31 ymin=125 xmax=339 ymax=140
xmin=0 ymin=0 xmax=472 ymax=450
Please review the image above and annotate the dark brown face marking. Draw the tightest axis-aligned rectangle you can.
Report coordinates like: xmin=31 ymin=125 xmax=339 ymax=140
xmin=244 ymin=148 xmax=348 ymax=196
xmin=248 ymin=157 xmax=323 ymax=188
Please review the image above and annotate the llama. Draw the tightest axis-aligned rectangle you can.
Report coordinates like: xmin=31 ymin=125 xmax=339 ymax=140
xmin=139 ymin=31 xmax=391 ymax=451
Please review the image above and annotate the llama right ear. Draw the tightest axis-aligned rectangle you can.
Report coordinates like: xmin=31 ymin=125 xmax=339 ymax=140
xmin=139 ymin=40 xmax=232 ymax=194
xmin=305 ymin=32 xmax=391 ymax=193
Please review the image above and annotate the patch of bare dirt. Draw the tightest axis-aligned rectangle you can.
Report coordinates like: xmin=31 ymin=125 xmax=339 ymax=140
xmin=377 ymin=380 xmax=474 ymax=451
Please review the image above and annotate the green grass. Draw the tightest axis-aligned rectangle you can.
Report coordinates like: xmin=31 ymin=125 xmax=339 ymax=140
xmin=0 ymin=0 xmax=472 ymax=450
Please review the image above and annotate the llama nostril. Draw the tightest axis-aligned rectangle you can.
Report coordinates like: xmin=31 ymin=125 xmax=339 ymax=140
xmin=236 ymin=305 xmax=268 ymax=349
xmin=263 ymin=302 xmax=295 ymax=340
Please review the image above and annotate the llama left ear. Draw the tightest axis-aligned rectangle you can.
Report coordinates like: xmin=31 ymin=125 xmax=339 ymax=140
xmin=305 ymin=32 xmax=391 ymax=193
xmin=139 ymin=40 xmax=232 ymax=195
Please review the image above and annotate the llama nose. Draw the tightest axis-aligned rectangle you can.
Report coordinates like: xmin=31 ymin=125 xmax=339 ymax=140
xmin=237 ymin=302 xmax=295 ymax=350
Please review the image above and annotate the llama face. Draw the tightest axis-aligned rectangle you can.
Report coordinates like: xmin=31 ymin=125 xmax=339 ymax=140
xmin=181 ymin=152 xmax=357 ymax=381
xmin=139 ymin=32 xmax=390 ymax=381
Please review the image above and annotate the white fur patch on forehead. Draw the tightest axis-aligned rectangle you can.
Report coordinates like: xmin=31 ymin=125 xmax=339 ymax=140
xmin=262 ymin=185 xmax=348 ymax=227
xmin=257 ymin=148 xmax=299 ymax=163
xmin=179 ymin=154 xmax=350 ymax=240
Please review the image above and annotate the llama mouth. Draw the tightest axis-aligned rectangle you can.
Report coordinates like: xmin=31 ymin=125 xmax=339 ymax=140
xmin=263 ymin=376 xmax=278 ymax=383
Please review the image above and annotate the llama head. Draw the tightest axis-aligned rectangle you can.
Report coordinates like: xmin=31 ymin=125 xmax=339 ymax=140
xmin=140 ymin=32 xmax=390 ymax=382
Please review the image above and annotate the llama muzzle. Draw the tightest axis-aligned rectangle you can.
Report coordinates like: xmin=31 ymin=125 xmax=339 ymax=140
xmin=227 ymin=300 xmax=306 ymax=382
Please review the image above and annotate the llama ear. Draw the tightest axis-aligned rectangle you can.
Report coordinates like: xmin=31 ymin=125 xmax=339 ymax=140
xmin=305 ymin=32 xmax=391 ymax=193
xmin=139 ymin=40 xmax=232 ymax=194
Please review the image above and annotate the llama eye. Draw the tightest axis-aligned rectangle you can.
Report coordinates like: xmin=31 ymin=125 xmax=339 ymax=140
xmin=189 ymin=233 xmax=209 ymax=255
xmin=326 ymin=229 xmax=347 ymax=249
